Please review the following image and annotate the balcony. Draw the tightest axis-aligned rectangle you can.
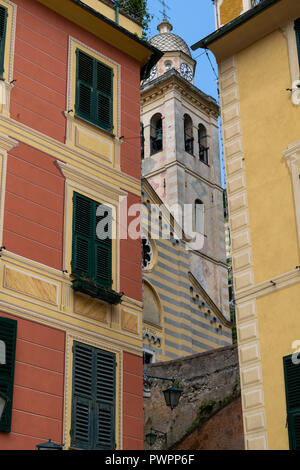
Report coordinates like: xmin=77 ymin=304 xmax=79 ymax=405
xmin=110 ymin=0 xmax=145 ymax=24
xmin=71 ymin=276 xmax=123 ymax=305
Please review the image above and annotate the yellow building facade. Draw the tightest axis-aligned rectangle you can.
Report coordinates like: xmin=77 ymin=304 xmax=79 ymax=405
xmin=193 ymin=0 xmax=300 ymax=450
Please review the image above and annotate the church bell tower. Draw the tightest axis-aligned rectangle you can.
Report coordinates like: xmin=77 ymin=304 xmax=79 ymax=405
xmin=141 ymin=18 xmax=230 ymax=320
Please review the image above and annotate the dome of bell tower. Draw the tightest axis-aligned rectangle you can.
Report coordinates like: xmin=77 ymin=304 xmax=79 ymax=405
xmin=150 ymin=18 xmax=191 ymax=57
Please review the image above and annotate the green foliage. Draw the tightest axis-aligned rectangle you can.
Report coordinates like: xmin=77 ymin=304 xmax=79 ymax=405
xmin=179 ymin=384 xmax=240 ymax=443
xmin=230 ymin=307 xmax=237 ymax=344
xmin=173 ymin=379 xmax=181 ymax=388
xmin=118 ymin=0 xmax=153 ymax=39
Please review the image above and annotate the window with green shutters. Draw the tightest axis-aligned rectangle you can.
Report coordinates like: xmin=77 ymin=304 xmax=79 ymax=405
xmin=283 ymin=354 xmax=300 ymax=450
xmin=0 ymin=316 xmax=17 ymax=433
xmin=71 ymin=341 xmax=116 ymax=450
xmin=75 ymin=49 xmax=114 ymax=132
xmin=71 ymin=192 xmax=123 ymax=304
xmin=0 ymin=5 xmax=8 ymax=78
xmin=71 ymin=192 xmax=113 ymax=289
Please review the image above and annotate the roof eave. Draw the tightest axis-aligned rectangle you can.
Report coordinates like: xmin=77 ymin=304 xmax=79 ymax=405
xmin=191 ymin=0 xmax=280 ymax=52
xmin=141 ymin=69 xmax=219 ymax=113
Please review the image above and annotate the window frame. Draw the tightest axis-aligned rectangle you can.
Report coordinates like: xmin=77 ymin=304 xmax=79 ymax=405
xmin=66 ymin=37 xmax=120 ymax=142
xmin=71 ymin=192 xmax=118 ymax=301
xmin=194 ymin=199 xmax=205 ymax=235
xmin=198 ymin=123 xmax=209 ymax=165
xmin=150 ymin=113 xmax=163 ymax=156
xmin=70 ymin=341 xmax=116 ymax=450
xmin=184 ymin=114 xmax=194 ymax=156
xmin=75 ymin=48 xmax=114 ymax=133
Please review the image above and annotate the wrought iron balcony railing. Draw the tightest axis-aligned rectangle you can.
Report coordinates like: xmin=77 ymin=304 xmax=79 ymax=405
xmin=111 ymin=0 xmax=145 ymax=24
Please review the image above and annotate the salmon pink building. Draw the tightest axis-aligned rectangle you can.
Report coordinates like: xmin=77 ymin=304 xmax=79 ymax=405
xmin=0 ymin=0 xmax=161 ymax=450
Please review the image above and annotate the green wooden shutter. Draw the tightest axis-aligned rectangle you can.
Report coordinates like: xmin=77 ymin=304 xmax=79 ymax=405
xmin=72 ymin=194 xmax=113 ymax=288
xmin=71 ymin=342 xmax=116 ymax=450
xmin=76 ymin=50 xmax=94 ymax=121
xmin=71 ymin=342 xmax=94 ymax=449
xmin=96 ymin=61 xmax=113 ymax=132
xmin=75 ymin=49 xmax=114 ymax=132
xmin=295 ymin=19 xmax=300 ymax=69
xmin=72 ymin=193 xmax=93 ymax=278
xmin=0 ymin=316 xmax=17 ymax=433
xmin=95 ymin=204 xmax=112 ymax=288
xmin=95 ymin=349 xmax=116 ymax=450
xmin=283 ymin=354 xmax=300 ymax=450
xmin=0 ymin=6 xmax=7 ymax=78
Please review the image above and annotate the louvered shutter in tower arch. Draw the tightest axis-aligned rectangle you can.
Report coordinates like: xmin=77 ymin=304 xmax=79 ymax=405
xmin=283 ymin=354 xmax=300 ymax=450
xmin=0 ymin=316 xmax=17 ymax=432
xmin=0 ymin=6 xmax=7 ymax=78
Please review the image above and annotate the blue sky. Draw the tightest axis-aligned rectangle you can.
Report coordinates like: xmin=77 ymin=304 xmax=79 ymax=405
xmin=146 ymin=0 xmax=219 ymax=101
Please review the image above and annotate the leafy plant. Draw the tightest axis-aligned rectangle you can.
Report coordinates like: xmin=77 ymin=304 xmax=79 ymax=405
xmin=118 ymin=0 xmax=153 ymax=38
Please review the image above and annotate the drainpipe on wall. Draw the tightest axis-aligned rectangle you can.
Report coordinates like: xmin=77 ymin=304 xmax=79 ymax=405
xmin=115 ymin=0 xmax=119 ymax=24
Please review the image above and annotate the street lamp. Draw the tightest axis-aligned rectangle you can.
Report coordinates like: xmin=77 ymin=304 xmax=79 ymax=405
xmin=144 ymin=374 xmax=182 ymax=409
xmin=36 ymin=439 xmax=63 ymax=450
xmin=0 ymin=391 xmax=8 ymax=421
xmin=145 ymin=427 xmax=167 ymax=446
xmin=163 ymin=385 xmax=182 ymax=410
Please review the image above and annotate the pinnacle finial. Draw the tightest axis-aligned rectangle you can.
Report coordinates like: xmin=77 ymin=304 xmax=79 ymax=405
xmin=158 ymin=0 xmax=171 ymax=22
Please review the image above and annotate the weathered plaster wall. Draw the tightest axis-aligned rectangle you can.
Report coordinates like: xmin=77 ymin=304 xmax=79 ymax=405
xmin=144 ymin=344 xmax=242 ymax=449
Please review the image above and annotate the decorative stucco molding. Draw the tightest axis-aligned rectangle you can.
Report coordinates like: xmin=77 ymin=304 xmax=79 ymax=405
xmin=219 ymin=55 xmax=268 ymax=450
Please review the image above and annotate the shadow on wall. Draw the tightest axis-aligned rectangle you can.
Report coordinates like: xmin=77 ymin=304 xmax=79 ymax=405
xmin=171 ymin=394 xmax=244 ymax=450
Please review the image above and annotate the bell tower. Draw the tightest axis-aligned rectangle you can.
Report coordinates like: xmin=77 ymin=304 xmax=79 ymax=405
xmin=141 ymin=20 xmax=230 ymax=320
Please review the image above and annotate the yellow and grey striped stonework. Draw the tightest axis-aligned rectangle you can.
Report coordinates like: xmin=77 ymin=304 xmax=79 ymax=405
xmin=142 ymin=184 xmax=232 ymax=362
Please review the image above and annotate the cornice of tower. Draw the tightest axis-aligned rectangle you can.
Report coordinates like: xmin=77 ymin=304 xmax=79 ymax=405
xmin=141 ymin=69 xmax=219 ymax=118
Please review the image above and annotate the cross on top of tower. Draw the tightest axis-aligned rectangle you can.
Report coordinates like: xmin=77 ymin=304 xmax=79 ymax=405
xmin=158 ymin=0 xmax=171 ymax=21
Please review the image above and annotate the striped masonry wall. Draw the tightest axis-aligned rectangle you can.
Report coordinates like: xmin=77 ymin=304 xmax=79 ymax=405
xmin=142 ymin=190 xmax=232 ymax=362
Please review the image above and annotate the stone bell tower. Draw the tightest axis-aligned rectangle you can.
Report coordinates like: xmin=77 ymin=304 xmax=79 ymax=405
xmin=141 ymin=18 xmax=230 ymax=319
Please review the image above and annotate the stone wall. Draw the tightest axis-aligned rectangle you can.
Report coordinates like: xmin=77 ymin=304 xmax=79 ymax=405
xmin=144 ymin=344 xmax=244 ymax=450
xmin=172 ymin=396 xmax=244 ymax=450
